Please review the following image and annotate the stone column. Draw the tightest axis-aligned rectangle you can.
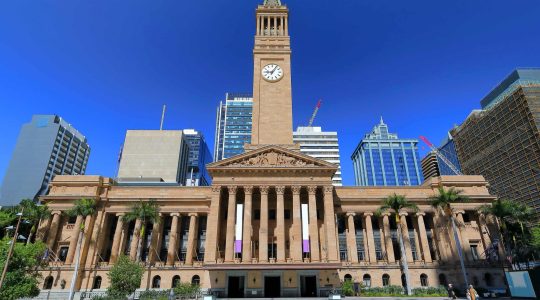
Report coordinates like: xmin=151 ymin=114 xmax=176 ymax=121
xmin=364 ymin=213 xmax=377 ymax=263
xmin=308 ymin=186 xmax=320 ymax=262
xmin=256 ymin=16 xmax=261 ymax=35
xmin=323 ymin=186 xmax=339 ymax=262
xmin=36 ymin=217 xmax=51 ymax=242
xmin=46 ymin=212 xmax=61 ymax=250
xmin=291 ymin=186 xmax=302 ymax=262
xmin=87 ymin=211 xmax=107 ymax=267
xmin=399 ymin=212 xmax=414 ymax=263
xmin=66 ymin=215 xmax=83 ymax=265
xmin=186 ymin=213 xmax=198 ymax=265
xmin=167 ymin=213 xmax=180 ymax=265
xmin=382 ymin=213 xmax=395 ymax=263
xmin=242 ymin=186 xmax=253 ymax=262
xmin=110 ymin=214 xmax=125 ymax=264
xmin=416 ymin=213 xmax=432 ymax=263
xmin=204 ymin=186 xmax=222 ymax=263
xmin=259 ymin=186 xmax=269 ymax=262
xmin=129 ymin=219 xmax=142 ymax=261
xmin=346 ymin=213 xmax=359 ymax=263
xmin=225 ymin=186 xmax=237 ymax=262
xmin=276 ymin=186 xmax=286 ymax=262
xmin=477 ymin=213 xmax=492 ymax=251
xmin=149 ymin=213 xmax=163 ymax=263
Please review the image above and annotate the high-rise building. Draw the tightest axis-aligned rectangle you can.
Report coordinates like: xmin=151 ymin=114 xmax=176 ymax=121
xmin=421 ymin=151 xmax=440 ymax=180
xmin=293 ymin=126 xmax=342 ymax=186
xmin=0 ymin=115 xmax=90 ymax=206
xmin=351 ymin=118 xmax=423 ymax=186
xmin=117 ymin=130 xmax=189 ymax=185
xmin=183 ymin=129 xmax=213 ymax=186
xmin=214 ymin=93 xmax=253 ymax=161
xmin=451 ymin=68 xmax=540 ymax=218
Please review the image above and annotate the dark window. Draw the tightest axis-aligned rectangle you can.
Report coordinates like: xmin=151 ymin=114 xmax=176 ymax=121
xmin=172 ymin=276 xmax=181 ymax=288
xmin=484 ymin=273 xmax=493 ymax=286
xmin=439 ymin=274 xmax=447 ymax=286
xmin=59 ymin=247 xmax=69 ymax=262
xmin=93 ymin=276 xmax=102 ymax=289
xmin=152 ymin=276 xmax=161 ymax=288
xmin=344 ymin=274 xmax=352 ymax=281
xmin=382 ymin=274 xmax=390 ymax=286
xmin=43 ymin=276 xmax=54 ymax=289
xmin=269 ymin=209 xmax=276 ymax=220
xmin=68 ymin=216 xmax=77 ymax=224
xmin=471 ymin=244 xmax=479 ymax=260
xmin=463 ymin=212 xmax=471 ymax=223
xmin=192 ymin=275 xmax=200 ymax=286
xmin=254 ymin=210 xmax=260 ymax=220
xmin=420 ymin=274 xmax=428 ymax=287
xmin=363 ymin=274 xmax=371 ymax=287
xmin=284 ymin=209 xmax=291 ymax=220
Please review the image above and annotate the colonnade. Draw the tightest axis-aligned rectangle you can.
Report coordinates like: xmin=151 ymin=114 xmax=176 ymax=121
xmin=205 ymin=185 xmax=339 ymax=263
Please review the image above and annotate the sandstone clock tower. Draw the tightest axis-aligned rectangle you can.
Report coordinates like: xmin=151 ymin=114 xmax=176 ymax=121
xmin=251 ymin=0 xmax=293 ymax=146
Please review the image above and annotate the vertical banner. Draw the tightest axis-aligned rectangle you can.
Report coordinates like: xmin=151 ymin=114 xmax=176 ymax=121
xmin=301 ymin=204 xmax=310 ymax=253
xmin=235 ymin=204 xmax=243 ymax=254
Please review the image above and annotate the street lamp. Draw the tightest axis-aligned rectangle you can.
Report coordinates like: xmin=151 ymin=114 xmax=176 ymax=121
xmin=0 ymin=208 xmax=25 ymax=289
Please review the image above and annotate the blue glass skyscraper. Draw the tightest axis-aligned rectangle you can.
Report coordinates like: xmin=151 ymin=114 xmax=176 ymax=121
xmin=214 ymin=93 xmax=253 ymax=161
xmin=351 ymin=118 xmax=423 ymax=186
xmin=437 ymin=134 xmax=461 ymax=175
xmin=183 ymin=129 xmax=213 ymax=186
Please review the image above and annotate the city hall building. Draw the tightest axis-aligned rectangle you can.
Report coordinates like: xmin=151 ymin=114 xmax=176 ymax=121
xmin=35 ymin=0 xmax=504 ymax=298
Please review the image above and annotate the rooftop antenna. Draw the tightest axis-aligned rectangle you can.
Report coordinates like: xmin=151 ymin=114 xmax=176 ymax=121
xmin=160 ymin=105 xmax=166 ymax=130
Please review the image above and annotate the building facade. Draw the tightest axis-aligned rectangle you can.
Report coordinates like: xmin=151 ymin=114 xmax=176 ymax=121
xmin=421 ymin=152 xmax=440 ymax=180
xmin=117 ymin=130 xmax=189 ymax=185
xmin=183 ymin=129 xmax=213 ymax=186
xmin=33 ymin=1 xmax=503 ymax=298
xmin=351 ymin=118 xmax=423 ymax=186
xmin=293 ymin=126 xmax=342 ymax=186
xmin=214 ymin=93 xmax=253 ymax=161
xmin=437 ymin=134 xmax=462 ymax=176
xmin=451 ymin=68 xmax=540 ymax=219
xmin=0 ymin=115 xmax=90 ymax=206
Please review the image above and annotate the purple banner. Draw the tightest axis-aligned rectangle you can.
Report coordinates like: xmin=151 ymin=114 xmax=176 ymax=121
xmin=303 ymin=240 xmax=310 ymax=253
xmin=235 ymin=240 xmax=242 ymax=254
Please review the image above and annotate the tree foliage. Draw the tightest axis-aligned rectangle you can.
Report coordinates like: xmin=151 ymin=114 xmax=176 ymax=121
xmin=18 ymin=199 xmax=52 ymax=245
xmin=429 ymin=187 xmax=469 ymax=216
xmin=107 ymin=255 xmax=143 ymax=299
xmin=0 ymin=239 xmax=47 ymax=300
xmin=122 ymin=200 xmax=160 ymax=261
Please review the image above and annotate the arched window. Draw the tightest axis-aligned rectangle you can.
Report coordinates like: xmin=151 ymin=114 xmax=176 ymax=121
xmin=420 ymin=274 xmax=428 ymax=287
xmin=192 ymin=275 xmax=200 ymax=286
xmin=382 ymin=274 xmax=390 ymax=287
xmin=439 ymin=274 xmax=447 ymax=286
xmin=93 ymin=276 xmax=102 ymax=289
xmin=362 ymin=274 xmax=371 ymax=288
xmin=172 ymin=275 xmax=181 ymax=288
xmin=43 ymin=276 xmax=54 ymax=290
xmin=344 ymin=274 xmax=352 ymax=282
xmin=152 ymin=276 xmax=161 ymax=289
xmin=484 ymin=273 xmax=493 ymax=286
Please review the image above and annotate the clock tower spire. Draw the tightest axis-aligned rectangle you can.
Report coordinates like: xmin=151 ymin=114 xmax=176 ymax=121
xmin=250 ymin=0 xmax=293 ymax=146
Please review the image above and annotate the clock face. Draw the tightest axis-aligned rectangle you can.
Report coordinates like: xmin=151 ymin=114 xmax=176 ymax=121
xmin=262 ymin=64 xmax=284 ymax=81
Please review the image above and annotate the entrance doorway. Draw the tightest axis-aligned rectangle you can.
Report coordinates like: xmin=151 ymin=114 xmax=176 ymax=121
xmin=228 ymin=276 xmax=245 ymax=298
xmin=264 ymin=276 xmax=281 ymax=298
xmin=300 ymin=275 xmax=317 ymax=297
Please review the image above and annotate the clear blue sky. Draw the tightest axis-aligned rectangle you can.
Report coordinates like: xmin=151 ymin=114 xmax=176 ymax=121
xmin=1 ymin=0 xmax=539 ymax=186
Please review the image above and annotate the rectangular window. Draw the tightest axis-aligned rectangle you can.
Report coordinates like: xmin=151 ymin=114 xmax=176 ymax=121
xmin=59 ymin=246 xmax=69 ymax=262
xmin=470 ymin=244 xmax=479 ymax=261
xmin=269 ymin=209 xmax=276 ymax=220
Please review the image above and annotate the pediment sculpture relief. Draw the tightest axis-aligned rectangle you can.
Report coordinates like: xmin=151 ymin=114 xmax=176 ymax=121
xmin=228 ymin=151 xmax=316 ymax=167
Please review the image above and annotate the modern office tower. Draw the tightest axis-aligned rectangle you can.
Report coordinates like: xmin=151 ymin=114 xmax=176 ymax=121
xmin=293 ymin=126 xmax=343 ymax=186
xmin=183 ymin=129 xmax=213 ymax=186
xmin=351 ymin=118 xmax=423 ymax=186
xmin=117 ymin=130 xmax=189 ymax=185
xmin=451 ymin=68 xmax=540 ymax=218
xmin=214 ymin=93 xmax=253 ymax=161
xmin=0 ymin=115 xmax=90 ymax=206
xmin=421 ymin=151 xmax=440 ymax=180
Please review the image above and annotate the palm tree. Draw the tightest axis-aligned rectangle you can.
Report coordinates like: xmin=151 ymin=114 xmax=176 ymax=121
xmin=18 ymin=199 xmax=52 ymax=245
xmin=122 ymin=199 xmax=160 ymax=262
xmin=429 ymin=187 xmax=469 ymax=287
xmin=376 ymin=193 xmax=418 ymax=296
xmin=66 ymin=198 xmax=96 ymax=300
xmin=479 ymin=199 xmax=534 ymax=268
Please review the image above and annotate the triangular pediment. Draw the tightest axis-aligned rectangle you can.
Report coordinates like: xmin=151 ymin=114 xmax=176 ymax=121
xmin=207 ymin=145 xmax=337 ymax=170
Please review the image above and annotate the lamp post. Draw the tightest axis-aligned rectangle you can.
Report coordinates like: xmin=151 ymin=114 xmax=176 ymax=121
xmin=0 ymin=208 xmax=25 ymax=289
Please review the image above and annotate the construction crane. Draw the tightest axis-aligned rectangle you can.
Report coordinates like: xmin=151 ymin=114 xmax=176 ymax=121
xmin=419 ymin=135 xmax=463 ymax=175
xmin=307 ymin=99 xmax=322 ymax=127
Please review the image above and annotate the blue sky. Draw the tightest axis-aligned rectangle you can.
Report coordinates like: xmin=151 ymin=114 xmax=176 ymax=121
xmin=1 ymin=0 xmax=539 ymax=186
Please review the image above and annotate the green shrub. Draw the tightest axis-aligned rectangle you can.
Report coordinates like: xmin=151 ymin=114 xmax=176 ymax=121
xmin=341 ymin=279 xmax=354 ymax=296
xmin=361 ymin=285 xmax=404 ymax=297
xmin=106 ymin=255 xmax=143 ymax=299
xmin=139 ymin=289 xmax=170 ymax=300
xmin=412 ymin=286 xmax=448 ymax=296
xmin=173 ymin=282 xmax=200 ymax=297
